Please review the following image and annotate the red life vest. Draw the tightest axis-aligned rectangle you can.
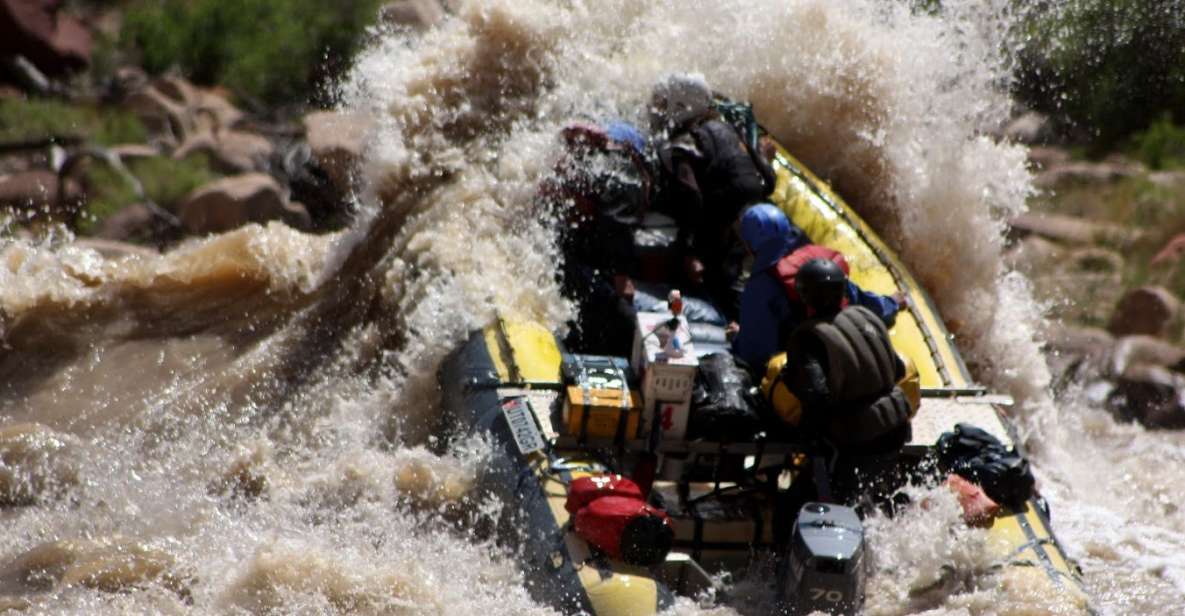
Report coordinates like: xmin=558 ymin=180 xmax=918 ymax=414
xmin=772 ymin=244 xmax=851 ymax=304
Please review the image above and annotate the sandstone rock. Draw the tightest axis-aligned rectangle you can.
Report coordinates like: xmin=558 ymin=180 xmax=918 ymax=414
xmin=193 ymin=90 xmax=244 ymax=134
xmin=1108 ymin=364 xmax=1185 ymax=429
xmin=174 ymin=129 xmax=273 ymax=173
xmin=1003 ymin=111 xmax=1049 ymax=145
xmin=1107 ymin=286 xmax=1181 ymax=338
xmin=0 ymin=170 xmax=81 ymax=221
xmin=108 ymin=143 xmax=160 ymax=162
xmin=381 ymin=0 xmax=446 ymax=30
xmin=1043 ymin=323 xmax=1115 ymax=359
xmin=110 ymin=65 xmax=148 ymax=98
xmin=0 ymin=0 xmax=92 ymax=77
xmin=94 ymin=203 xmax=157 ymax=243
xmin=1003 ymin=235 xmax=1064 ymax=275
xmin=177 ymin=173 xmax=310 ymax=235
xmin=123 ymin=86 xmax=189 ymax=143
xmin=302 ymin=110 xmax=372 ymax=194
xmin=1033 ymin=160 xmax=1142 ymax=189
xmin=149 ymin=75 xmax=198 ymax=109
xmin=1027 ymin=146 xmax=1070 ymax=170
xmin=123 ymin=77 xmax=244 ymax=144
xmin=1109 ymin=335 xmax=1185 ymax=377
xmin=1008 ymin=212 xmax=1139 ymax=247
xmin=1041 ymin=323 xmax=1113 ymax=384
xmin=171 ymin=132 xmax=218 ymax=163
xmin=209 ymin=131 xmax=272 ymax=172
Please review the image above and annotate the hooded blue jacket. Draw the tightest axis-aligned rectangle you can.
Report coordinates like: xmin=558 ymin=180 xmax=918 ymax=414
xmin=732 ymin=204 xmax=900 ymax=370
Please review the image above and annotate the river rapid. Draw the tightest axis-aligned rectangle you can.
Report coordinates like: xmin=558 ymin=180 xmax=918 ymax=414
xmin=1 ymin=1 xmax=1183 ymax=614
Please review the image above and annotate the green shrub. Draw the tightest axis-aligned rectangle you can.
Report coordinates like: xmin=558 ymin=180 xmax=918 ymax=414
xmin=1014 ymin=0 xmax=1185 ymax=151
xmin=0 ymin=98 xmax=147 ymax=146
xmin=80 ymin=153 xmax=218 ymax=234
xmin=132 ymin=154 xmax=219 ymax=208
xmin=122 ymin=0 xmax=385 ymax=105
xmin=80 ymin=163 xmax=141 ymax=234
xmin=1131 ymin=114 xmax=1185 ymax=171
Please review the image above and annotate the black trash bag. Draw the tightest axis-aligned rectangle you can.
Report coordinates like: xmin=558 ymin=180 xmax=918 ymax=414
xmin=688 ymin=353 xmax=763 ymax=441
xmin=936 ymin=423 xmax=1035 ymax=508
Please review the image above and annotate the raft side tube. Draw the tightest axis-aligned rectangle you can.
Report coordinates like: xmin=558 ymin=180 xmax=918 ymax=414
xmin=439 ymin=326 xmax=674 ymax=615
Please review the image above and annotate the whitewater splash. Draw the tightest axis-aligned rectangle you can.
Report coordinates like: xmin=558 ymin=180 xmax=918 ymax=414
xmin=1 ymin=0 xmax=1183 ymax=613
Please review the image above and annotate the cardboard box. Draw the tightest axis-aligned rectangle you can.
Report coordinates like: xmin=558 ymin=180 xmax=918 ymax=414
xmin=632 ymin=312 xmax=698 ymax=441
xmin=563 ymin=385 xmax=643 ymax=441
xmin=646 ymin=399 xmax=691 ymax=441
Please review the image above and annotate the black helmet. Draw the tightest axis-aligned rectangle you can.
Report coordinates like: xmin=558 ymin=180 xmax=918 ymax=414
xmin=796 ymin=258 xmax=847 ymax=316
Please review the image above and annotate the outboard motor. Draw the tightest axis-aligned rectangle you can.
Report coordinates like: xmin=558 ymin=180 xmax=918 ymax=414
xmin=780 ymin=503 xmax=866 ymax=615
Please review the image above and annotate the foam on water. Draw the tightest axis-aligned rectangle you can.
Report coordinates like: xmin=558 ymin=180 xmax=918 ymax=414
xmin=1 ymin=0 xmax=1184 ymax=613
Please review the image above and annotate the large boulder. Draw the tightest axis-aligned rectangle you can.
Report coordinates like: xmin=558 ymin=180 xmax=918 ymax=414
xmin=176 ymin=173 xmax=309 ymax=235
xmin=1007 ymin=212 xmax=1140 ymax=247
xmin=0 ymin=170 xmax=81 ymax=222
xmin=1041 ymin=323 xmax=1114 ymax=384
xmin=122 ymin=76 xmax=245 ymax=145
xmin=1109 ymin=335 xmax=1185 ymax=376
xmin=174 ymin=129 xmax=274 ymax=174
xmin=1033 ymin=159 xmax=1142 ymax=189
xmin=123 ymin=86 xmax=190 ymax=144
xmin=302 ymin=110 xmax=372 ymax=195
xmin=0 ymin=0 xmax=92 ymax=78
xmin=94 ymin=203 xmax=161 ymax=244
xmin=1107 ymin=286 xmax=1181 ymax=338
xmin=1107 ymin=364 xmax=1185 ymax=429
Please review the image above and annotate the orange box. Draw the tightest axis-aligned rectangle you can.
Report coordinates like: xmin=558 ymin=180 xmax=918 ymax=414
xmin=564 ymin=385 xmax=643 ymax=441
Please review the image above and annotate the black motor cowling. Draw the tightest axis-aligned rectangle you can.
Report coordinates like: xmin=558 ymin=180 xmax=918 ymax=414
xmin=780 ymin=503 xmax=866 ymax=615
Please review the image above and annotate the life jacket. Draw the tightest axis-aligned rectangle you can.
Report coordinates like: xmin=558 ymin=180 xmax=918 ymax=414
xmin=772 ymin=244 xmax=851 ymax=304
xmin=552 ymin=124 xmax=652 ymax=221
xmin=785 ymin=305 xmax=911 ymax=448
xmin=565 ymin=475 xmax=674 ymax=566
xmin=689 ymin=119 xmax=774 ymax=210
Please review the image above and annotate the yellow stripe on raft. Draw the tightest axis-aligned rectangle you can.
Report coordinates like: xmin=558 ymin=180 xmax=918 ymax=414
xmin=489 ymin=323 xmax=659 ymax=615
xmin=484 ymin=320 xmax=564 ymax=383
xmin=537 ymin=456 xmax=660 ymax=616
xmin=984 ymin=509 xmax=1091 ymax=612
